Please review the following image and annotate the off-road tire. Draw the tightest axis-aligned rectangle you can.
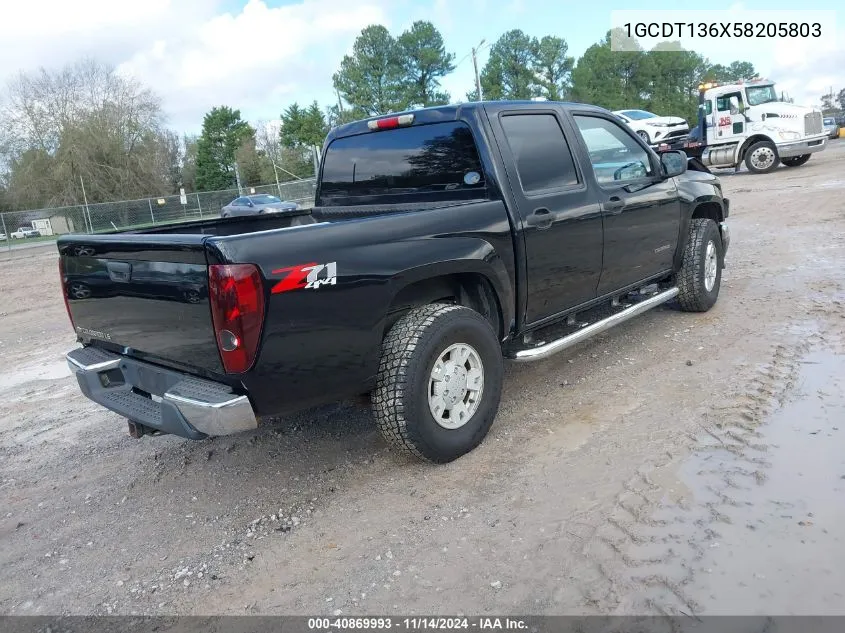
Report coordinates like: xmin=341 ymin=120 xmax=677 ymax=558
xmin=677 ymin=218 xmax=723 ymax=312
xmin=371 ymin=303 xmax=503 ymax=464
xmin=743 ymin=140 xmax=779 ymax=173
xmin=782 ymin=154 xmax=811 ymax=167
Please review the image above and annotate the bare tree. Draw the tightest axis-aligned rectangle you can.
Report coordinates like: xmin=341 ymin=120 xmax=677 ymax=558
xmin=0 ymin=57 xmax=174 ymax=207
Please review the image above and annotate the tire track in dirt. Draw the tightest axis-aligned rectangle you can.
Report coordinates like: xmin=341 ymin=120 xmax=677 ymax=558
xmin=575 ymin=320 xmax=839 ymax=616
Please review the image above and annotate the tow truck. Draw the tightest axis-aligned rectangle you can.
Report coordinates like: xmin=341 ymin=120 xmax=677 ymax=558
xmin=655 ymin=78 xmax=828 ymax=174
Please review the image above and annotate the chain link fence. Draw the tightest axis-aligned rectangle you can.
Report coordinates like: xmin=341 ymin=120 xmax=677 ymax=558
xmin=0 ymin=178 xmax=317 ymax=254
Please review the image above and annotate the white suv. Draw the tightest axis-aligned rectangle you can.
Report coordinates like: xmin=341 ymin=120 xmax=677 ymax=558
xmin=613 ymin=109 xmax=690 ymax=145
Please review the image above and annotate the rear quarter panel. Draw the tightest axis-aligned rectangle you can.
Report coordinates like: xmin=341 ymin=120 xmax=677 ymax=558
xmin=212 ymin=201 xmax=516 ymax=417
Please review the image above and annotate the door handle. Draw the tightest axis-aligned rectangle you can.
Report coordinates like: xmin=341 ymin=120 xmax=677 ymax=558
xmin=604 ymin=196 xmax=625 ymax=214
xmin=527 ymin=207 xmax=553 ymax=230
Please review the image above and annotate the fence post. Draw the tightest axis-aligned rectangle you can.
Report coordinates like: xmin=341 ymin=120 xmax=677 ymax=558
xmin=197 ymin=193 xmax=203 ymax=219
xmin=1 ymin=212 xmax=9 ymax=253
xmin=148 ymin=198 xmax=156 ymax=224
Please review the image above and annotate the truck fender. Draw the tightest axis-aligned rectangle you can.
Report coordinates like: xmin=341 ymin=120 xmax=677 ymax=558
xmin=736 ymin=134 xmax=775 ymax=164
xmin=384 ymin=244 xmax=513 ymax=341
xmin=674 ymin=195 xmax=727 ymax=271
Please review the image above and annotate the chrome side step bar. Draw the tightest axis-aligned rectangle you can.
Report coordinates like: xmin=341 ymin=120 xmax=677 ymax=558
xmin=508 ymin=287 xmax=679 ymax=363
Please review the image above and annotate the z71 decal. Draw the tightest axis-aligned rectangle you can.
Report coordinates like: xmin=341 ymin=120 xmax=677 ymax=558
xmin=271 ymin=262 xmax=338 ymax=294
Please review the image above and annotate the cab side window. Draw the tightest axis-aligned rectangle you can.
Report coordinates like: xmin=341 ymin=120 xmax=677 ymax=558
xmin=573 ymin=115 xmax=654 ymax=186
xmin=499 ymin=113 xmax=580 ymax=193
xmin=716 ymin=92 xmax=743 ymax=112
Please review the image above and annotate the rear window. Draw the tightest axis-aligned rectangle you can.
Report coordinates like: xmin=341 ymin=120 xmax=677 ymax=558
xmin=319 ymin=121 xmax=486 ymax=205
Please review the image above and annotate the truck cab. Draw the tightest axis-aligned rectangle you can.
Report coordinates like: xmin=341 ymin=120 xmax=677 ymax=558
xmin=690 ymin=79 xmax=827 ymax=173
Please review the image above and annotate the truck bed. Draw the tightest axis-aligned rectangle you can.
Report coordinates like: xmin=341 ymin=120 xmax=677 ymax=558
xmin=124 ymin=208 xmax=320 ymax=236
xmin=58 ymin=210 xmax=320 ymax=379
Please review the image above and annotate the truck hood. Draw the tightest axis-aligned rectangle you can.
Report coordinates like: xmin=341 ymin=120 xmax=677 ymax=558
xmin=749 ymin=101 xmax=818 ymax=118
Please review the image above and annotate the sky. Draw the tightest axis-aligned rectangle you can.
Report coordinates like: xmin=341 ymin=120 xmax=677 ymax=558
xmin=0 ymin=0 xmax=841 ymax=135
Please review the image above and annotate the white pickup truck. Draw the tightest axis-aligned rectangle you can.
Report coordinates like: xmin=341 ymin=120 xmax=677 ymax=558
xmin=11 ymin=226 xmax=41 ymax=239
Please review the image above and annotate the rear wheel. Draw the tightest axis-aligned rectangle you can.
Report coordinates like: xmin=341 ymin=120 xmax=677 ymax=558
xmin=744 ymin=140 xmax=779 ymax=173
xmin=782 ymin=154 xmax=811 ymax=167
xmin=677 ymin=218 xmax=723 ymax=312
xmin=371 ymin=303 xmax=503 ymax=464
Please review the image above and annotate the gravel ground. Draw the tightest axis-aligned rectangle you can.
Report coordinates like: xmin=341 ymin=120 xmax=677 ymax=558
xmin=1 ymin=143 xmax=844 ymax=617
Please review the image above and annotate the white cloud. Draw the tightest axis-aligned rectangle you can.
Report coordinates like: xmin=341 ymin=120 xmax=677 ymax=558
xmin=0 ymin=0 xmax=221 ymax=77
xmin=116 ymin=0 xmax=389 ymax=131
xmin=769 ymin=44 xmax=845 ymax=108
xmin=0 ymin=0 xmax=390 ymax=134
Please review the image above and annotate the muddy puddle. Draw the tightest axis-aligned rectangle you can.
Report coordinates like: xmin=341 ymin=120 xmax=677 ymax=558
xmin=0 ymin=359 xmax=71 ymax=391
xmin=675 ymin=349 xmax=845 ymax=615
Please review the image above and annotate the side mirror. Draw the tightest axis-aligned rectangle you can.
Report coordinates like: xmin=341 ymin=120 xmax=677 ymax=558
xmin=246 ymin=200 xmax=254 ymax=207
xmin=660 ymin=150 xmax=687 ymax=178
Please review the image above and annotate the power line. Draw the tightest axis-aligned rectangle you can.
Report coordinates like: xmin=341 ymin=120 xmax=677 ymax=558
xmin=455 ymin=38 xmax=489 ymax=70
xmin=454 ymin=51 xmax=472 ymax=69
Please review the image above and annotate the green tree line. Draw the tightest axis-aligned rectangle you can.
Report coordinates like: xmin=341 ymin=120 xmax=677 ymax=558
xmin=3 ymin=25 xmax=843 ymax=210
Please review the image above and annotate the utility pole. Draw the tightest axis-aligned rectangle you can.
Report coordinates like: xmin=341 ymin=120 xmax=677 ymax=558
xmin=233 ymin=162 xmax=243 ymax=195
xmin=471 ymin=39 xmax=486 ymax=101
xmin=271 ymin=159 xmax=282 ymax=198
xmin=79 ymin=175 xmax=92 ymax=234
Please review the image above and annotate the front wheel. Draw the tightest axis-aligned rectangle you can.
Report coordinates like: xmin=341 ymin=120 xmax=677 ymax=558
xmin=744 ymin=140 xmax=779 ymax=173
xmin=371 ymin=303 xmax=503 ymax=464
xmin=782 ymin=154 xmax=811 ymax=167
xmin=636 ymin=130 xmax=651 ymax=144
xmin=677 ymin=218 xmax=723 ymax=312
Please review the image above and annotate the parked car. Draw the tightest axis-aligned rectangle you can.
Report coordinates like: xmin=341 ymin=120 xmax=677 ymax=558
xmin=823 ymin=117 xmax=840 ymax=140
xmin=220 ymin=194 xmax=299 ymax=217
xmin=612 ymin=109 xmax=690 ymax=145
xmin=11 ymin=226 xmax=40 ymax=239
xmin=58 ymin=100 xmax=731 ymax=464
xmin=0 ymin=232 xmax=6 ymax=241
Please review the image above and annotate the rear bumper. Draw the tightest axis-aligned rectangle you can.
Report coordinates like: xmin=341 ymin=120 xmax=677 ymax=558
xmin=66 ymin=346 xmax=257 ymax=439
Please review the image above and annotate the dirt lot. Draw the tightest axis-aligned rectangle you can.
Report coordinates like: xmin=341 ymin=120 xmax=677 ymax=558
xmin=1 ymin=143 xmax=844 ymax=618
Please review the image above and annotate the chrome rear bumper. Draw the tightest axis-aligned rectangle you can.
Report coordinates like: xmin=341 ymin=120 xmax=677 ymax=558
xmin=66 ymin=346 xmax=257 ymax=439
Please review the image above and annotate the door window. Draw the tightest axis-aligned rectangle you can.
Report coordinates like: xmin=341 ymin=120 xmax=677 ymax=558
xmin=499 ymin=113 xmax=579 ymax=193
xmin=573 ymin=116 xmax=654 ymax=186
xmin=716 ymin=92 xmax=743 ymax=112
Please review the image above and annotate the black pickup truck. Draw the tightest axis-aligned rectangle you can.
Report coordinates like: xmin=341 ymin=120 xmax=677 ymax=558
xmin=58 ymin=100 xmax=730 ymax=464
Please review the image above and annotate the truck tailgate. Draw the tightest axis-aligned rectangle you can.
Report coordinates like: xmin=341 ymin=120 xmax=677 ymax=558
xmin=58 ymin=235 xmax=224 ymax=374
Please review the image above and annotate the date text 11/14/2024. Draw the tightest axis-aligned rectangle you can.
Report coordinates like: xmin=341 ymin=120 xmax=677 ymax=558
xmin=307 ymin=617 xmax=529 ymax=630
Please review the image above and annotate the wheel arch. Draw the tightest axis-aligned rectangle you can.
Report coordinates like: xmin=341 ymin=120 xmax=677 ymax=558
xmin=384 ymin=268 xmax=508 ymax=342
xmin=737 ymin=134 xmax=776 ymax=163
xmin=674 ymin=197 xmax=727 ymax=271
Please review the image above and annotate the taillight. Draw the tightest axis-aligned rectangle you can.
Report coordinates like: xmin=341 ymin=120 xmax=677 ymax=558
xmin=58 ymin=257 xmax=76 ymax=332
xmin=208 ymin=264 xmax=265 ymax=374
